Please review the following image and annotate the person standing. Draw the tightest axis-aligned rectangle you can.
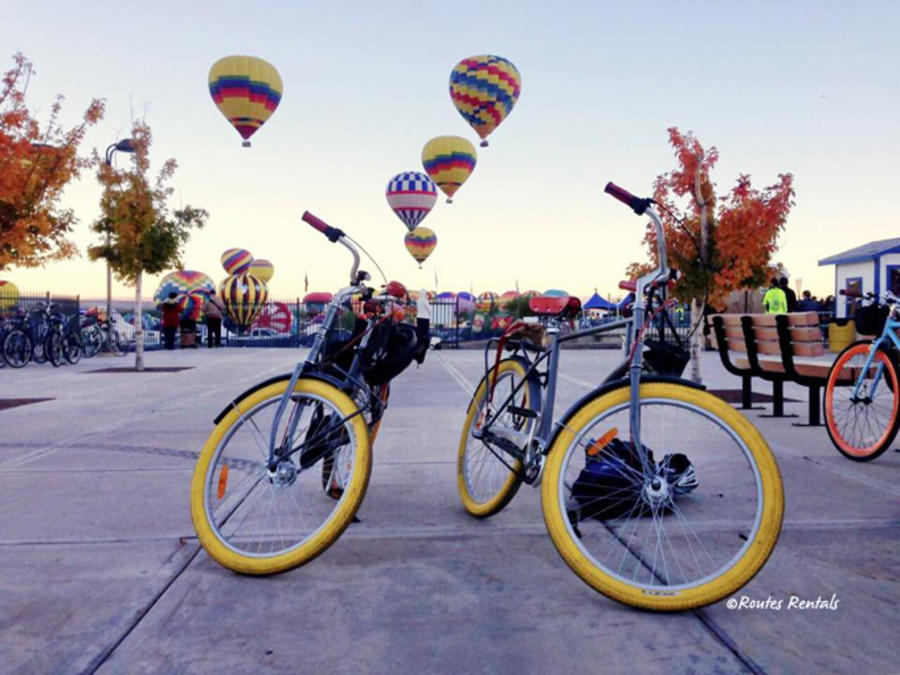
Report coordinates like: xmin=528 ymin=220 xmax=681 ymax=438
xmin=203 ymin=291 xmax=225 ymax=348
xmin=797 ymin=290 xmax=818 ymax=312
xmin=763 ymin=278 xmax=787 ymax=314
xmin=779 ymin=277 xmax=798 ymax=312
xmin=161 ymin=292 xmax=180 ymax=350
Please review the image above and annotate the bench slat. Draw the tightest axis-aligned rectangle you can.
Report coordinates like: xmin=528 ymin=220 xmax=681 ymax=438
xmin=725 ymin=326 xmax=744 ymax=340
xmin=726 ymin=339 xmax=748 ymax=353
xmin=750 ymin=315 xmax=777 ymax=326
xmin=720 ymin=315 xmax=743 ymax=326
xmin=754 ymin=327 xmax=779 ymax=340
xmin=792 ymin=343 xmax=825 ymax=357
xmin=791 ymin=327 xmax=822 ymax=341
xmin=789 ymin=312 xmax=819 ymax=326
xmin=756 ymin=340 xmax=782 ymax=355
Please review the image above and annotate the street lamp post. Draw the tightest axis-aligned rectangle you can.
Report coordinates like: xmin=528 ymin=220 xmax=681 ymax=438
xmin=104 ymin=139 xmax=135 ymax=320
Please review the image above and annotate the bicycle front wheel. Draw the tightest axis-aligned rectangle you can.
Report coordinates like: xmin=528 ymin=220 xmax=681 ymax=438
xmin=457 ymin=356 xmax=541 ymax=518
xmin=191 ymin=377 xmax=371 ymax=575
xmin=824 ymin=340 xmax=900 ymax=461
xmin=541 ymin=382 xmax=783 ymax=611
xmin=2 ymin=330 xmax=32 ymax=368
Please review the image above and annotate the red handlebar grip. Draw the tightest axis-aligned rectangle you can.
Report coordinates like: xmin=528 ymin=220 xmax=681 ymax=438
xmin=302 ymin=211 xmax=330 ymax=233
xmin=604 ymin=182 xmax=636 ymax=206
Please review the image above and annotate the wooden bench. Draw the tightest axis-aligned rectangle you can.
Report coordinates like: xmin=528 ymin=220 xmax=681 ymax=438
xmin=711 ymin=312 xmax=830 ymax=426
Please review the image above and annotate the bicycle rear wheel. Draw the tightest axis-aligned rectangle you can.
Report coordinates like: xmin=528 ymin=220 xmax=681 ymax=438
xmin=824 ymin=340 xmax=900 ymax=461
xmin=541 ymin=382 xmax=783 ymax=611
xmin=81 ymin=324 xmax=102 ymax=358
xmin=191 ymin=377 xmax=371 ymax=574
xmin=456 ymin=357 xmax=541 ymax=518
xmin=46 ymin=331 xmax=63 ymax=367
xmin=2 ymin=330 xmax=32 ymax=368
xmin=63 ymin=332 xmax=82 ymax=364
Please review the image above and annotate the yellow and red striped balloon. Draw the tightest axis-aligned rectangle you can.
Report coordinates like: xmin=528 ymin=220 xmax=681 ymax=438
xmin=208 ymin=56 xmax=283 ymax=147
xmin=404 ymin=227 xmax=437 ymax=268
xmin=449 ymin=55 xmax=521 ymax=146
xmin=421 ymin=136 xmax=477 ymax=203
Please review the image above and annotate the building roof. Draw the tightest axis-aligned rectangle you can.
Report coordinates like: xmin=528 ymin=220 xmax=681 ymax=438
xmin=818 ymin=237 xmax=900 ymax=266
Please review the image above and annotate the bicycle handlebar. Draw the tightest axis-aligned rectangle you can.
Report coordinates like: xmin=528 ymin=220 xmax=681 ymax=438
xmin=302 ymin=211 xmax=345 ymax=243
xmin=604 ymin=182 xmax=653 ymax=216
xmin=302 ymin=211 xmax=360 ymax=285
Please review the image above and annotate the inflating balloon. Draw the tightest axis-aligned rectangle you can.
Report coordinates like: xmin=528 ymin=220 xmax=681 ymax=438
xmin=256 ymin=301 xmax=292 ymax=334
xmin=449 ymin=55 xmax=522 ymax=147
xmin=221 ymin=248 xmax=253 ymax=275
xmin=477 ymin=291 xmax=498 ymax=312
xmin=248 ymin=258 xmax=274 ymax=283
xmin=421 ymin=136 xmax=476 ymax=203
xmin=0 ymin=279 xmax=19 ymax=310
xmin=153 ymin=271 xmax=216 ymax=321
xmin=457 ymin=291 xmax=476 ymax=313
xmin=404 ymin=227 xmax=437 ymax=267
xmin=499 ymin=290 xmax=521 ymax=307
xmin=220 ymin=273 xmax=268 ymax=330
xmin=386 ymin=171 xmax=438 ymax=231
xmin=208 ymin=55 xmax=283 ymax=147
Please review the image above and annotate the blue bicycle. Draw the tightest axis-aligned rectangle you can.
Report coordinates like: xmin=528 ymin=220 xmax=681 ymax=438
xmin=824 ymin=289 xmax=900 ymax=460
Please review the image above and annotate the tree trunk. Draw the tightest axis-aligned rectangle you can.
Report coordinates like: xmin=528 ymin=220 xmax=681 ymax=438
xmin=134 ymin=270 xmax=144 ymax=371
xmin=690 ymin=298 xmax=704 ymax=384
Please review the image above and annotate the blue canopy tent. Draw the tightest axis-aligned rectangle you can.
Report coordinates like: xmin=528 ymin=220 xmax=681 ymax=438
xmin=583 ymin=292 xmax=617 ymax=311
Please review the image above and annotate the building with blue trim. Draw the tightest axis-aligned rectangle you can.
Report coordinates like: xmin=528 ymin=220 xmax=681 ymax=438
xmin=818 ymin=237 xmax=900 ymax=318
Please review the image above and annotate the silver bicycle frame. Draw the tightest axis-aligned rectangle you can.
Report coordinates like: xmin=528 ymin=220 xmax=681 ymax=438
xmin=267 ymin=237 xmax=364 ymax=465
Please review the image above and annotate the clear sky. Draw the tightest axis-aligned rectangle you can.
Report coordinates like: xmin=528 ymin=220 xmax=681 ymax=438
xmin=3 ymin=0 xmax=899 ymax=302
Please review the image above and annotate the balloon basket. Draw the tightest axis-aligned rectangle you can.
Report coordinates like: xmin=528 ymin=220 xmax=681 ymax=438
xmin=480 ymin=140 xmax=489 ymax=147
xmin=446 ymin=198 xmax=453 ymax=204
xmin=242 ymin=141 xmax=251 ymax=148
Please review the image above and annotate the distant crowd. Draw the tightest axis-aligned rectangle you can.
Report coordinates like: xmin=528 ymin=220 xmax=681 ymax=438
xmin=763 ymin=277 xmax=835 ymax=315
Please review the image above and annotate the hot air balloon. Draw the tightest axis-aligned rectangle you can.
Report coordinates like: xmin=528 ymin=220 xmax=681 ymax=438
xmin=457 ymin=291 xmax=476 ymax=313
xmin=208 ymin=55 xmax=283 ymax=147
xmin=499 ymin=290 xmax=521 ymax=307
xmin=449 ymin=55 xmax=522 ymax=147
xmin=256 ymin=300 xmax=292 ymax=334
xmin=477 ymin=291 xmax=498 ymax=312
xmin=153 ymin=271 xmax=216 ymax=321
xmin=221 ymin=273 xmax=269 ymax=331
xmin=0 ymin=280 xmax=19 ymax=310
xmin=421 ymin=136 xmax=476 ymax=203
xmin=221 ymin=248 xmax=253 ymax=275
xmin=404 ymin=227 xmax=437 ymax=268
xmin=248 ymin=258 xmax=274 ymax=283
xmin=386 ymin=171 xmax=438 ymax=231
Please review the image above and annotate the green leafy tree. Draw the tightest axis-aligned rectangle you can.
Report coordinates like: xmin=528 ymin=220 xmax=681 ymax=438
xmin=88 ymin=121 xmax=207 ymax=370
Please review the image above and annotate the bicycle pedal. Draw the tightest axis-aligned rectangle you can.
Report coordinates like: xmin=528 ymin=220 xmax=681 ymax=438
xmin=508 ymin=405 xmax=537 ymax=418
xmin=351 ymin=515 xmax=361 ymax=523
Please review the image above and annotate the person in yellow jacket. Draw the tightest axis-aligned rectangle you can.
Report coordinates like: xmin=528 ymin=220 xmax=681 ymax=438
xmin=763 ymin=278 xmax=788 ymax=314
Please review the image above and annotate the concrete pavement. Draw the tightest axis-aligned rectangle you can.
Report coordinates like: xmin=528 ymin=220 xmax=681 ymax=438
xmin=0 ymin=347 xmax=898 ymax=674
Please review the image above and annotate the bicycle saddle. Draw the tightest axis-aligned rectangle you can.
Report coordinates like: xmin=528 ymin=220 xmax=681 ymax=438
xmin=528 ymin=295 xmax=582 ymax=319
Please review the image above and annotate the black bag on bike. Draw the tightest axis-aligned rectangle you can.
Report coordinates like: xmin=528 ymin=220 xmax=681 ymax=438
xmin=643 ymin=339 xmax=690 ymax=377
xmin=359 ymin=321 xmax=420 ymax=385
xmin=853 ymin=304 xmax=889 ymax=336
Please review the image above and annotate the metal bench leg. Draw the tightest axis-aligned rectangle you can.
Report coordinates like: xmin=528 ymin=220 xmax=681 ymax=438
xmin=792 ymin=385 xmax=823 ymax=427
xmin=741 ymin=375 xmax=764 ymax=410
xmin=759 ymin=379 xmax=798 ymax=419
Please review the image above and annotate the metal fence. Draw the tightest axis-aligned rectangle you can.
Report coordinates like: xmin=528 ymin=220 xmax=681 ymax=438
xmin=0 ymin=291 xmax=699 ymax=351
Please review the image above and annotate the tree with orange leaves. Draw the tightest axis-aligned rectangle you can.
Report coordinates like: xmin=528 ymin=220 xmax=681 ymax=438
xmin=89 ymin=120 xmax=207 ymax=370
xmin=628 ymin=128 xmax=794 ymax=382
xmin=0 ymin=52 xmax=104 ymax=270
